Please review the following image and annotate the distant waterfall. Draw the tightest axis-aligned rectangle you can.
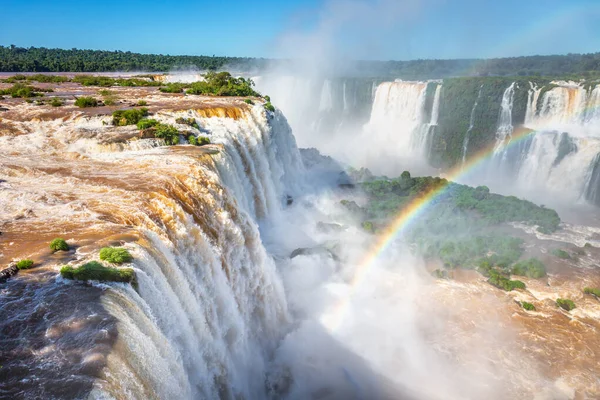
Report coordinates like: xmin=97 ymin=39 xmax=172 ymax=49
xmin=493 ymin=82 xmax=516 ymax=154
xmin=319 ymin=80 xmax=334 ymax=113
xmin=418 ymin=83 xmax=442 ymax=159
xmin=461 ymin=85 xmax=483 ymax=166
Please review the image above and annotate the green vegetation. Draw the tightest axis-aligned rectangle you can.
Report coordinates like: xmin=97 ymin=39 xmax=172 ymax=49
xmin=159 ymin=83 xmax=186 ymax=93
xmin=0 ymin=83 xmax=47 ymax=98
xmin=556 ymin=298 xmax=576 ymax=311
xmin=264 ymin=102 xmax=276 ymax=112
xmin=585 ymin=242 xmax=593 ymax=248
xmin=3 ymin=73 xmax=68 ymax=83
xmin=244 ymin=99 xmax=254 ymax=105
xmin=511 ymin=258 xmax=547 ymax=278
xmin=188 ymin=135 xmax=198 ymax=146
xmin=175 ymin=117 xmax=199 ymax=130
xmin=137 ymin=100 xmax=147 ymax=106
xmin=185 ymin=72 xmax=260 ymax=96
xmin=584 ymin=287 xmax=600 ymax=297
xmin=552 ymin=249 xmax=571 ymax=259
xmin=16 ymin=259 xmax=34 ymax=270
xmin=50 ymin=238 xmax=69 ymax=252
xmin=112 ymin=108 xmax=149 ymax=126
xmin=72 ymin=75 xmax=161 ymax=87
xmin=154 ymin=123 xmax=179 ymax=145
xmin=487 ymin=271 xmax=526 ymax=291
xmin=361 ymin=221 xmax=375 ymax=233
xmin=50 ymin=97 xmax=63 ymax=107
xmin=521 ymin=301 xmax=536 ymax=311
xmin=196 ymin=136 xmax=210 ymax=146
xmin=136 ymin=118 xmax=159 ymax=130
xmin=99 ymin=247 xmax=133 ymax=264
xmin=74 ymin=96 xmax=98 ymax=108
xmin=432 ymin=269 xmax=449 ymax=279
xmin=60 ymin=261 xmax=135 ymax=285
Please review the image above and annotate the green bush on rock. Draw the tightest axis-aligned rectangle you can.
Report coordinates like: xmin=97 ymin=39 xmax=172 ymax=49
xmin=74 ymin=96 xmax=98 ymax=108
xmin=50 ymin=238 xmax=69 ymax=252
xmin=60 ymin=261 xmax=135 ymax=285
xmin=487 ymin=271 xmax=526 ymax=291
xmin=154 ymin=123 xmax=179 ymax=145
xmin=556 ymin=298 xmax=576 ymax=311
xmin=16 ymin=259 xmax=34 ymax=270
xmin=112 ymin=108 xmax=149 ymax=126
xmin=136 ymin=118 xmax=159 ymax=130
xmin=99 ymin=247 xmax=133 ymax=264
xmin=521 ymin=301 xmax=536 ymax=311
xmin=511 ymin=258 xmax=547 ymax=278
xmin=584 ymin=287 xmax=600 ymax=297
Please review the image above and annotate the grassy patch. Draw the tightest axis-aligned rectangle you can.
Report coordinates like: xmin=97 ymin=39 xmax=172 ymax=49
xmin=137 ymin=100 xmax=147 ymax=106
xmin=50 ymin=238 xmax=69 ymax=252
xmin=112 ymin=108 xmax=149 ymax=126
xmin=556 ymin=298 xmax=576 ymax=311
xmin=0 ymin=83 xmax=46 ymax=98
xmin=584 ymin=287 xmax=600 ymax=297
xmin=60 ymin=261 xmax=135 ymax=284
xmin=136 ymin=118 xmax=159 ymax=130
xmin=154 ymin=123 xmax=179 ymax=145
xmin=511 ymin=258 xmax=547 ymax=278
xmin=16 ymin=259 xmax=34 ymax=270
xmin=74 ymin=96 xmax=98 ymax=108
xmin=487 ymin=271 xmax=526 ymax=291
xmin=50 ymin=97 xmax=63 ymax=107
xmin=521 ymin=301 xmax=536 ymax=311
xmin=99 ymin=247 xmax=133 ymax=264
xmin=185 ymin=72 xmax=260 ymax=96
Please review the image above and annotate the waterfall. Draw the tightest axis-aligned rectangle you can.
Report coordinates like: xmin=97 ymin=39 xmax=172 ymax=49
xmin=366 ymin=80 xmax=429 ymax=158
xmin=419 ymin=83 xmax=442 ymax=159
xmin=342 ymin=80 xmax=348 ymax=113
xmin=319 ymin=79 xmax=334 ymax=113
xmin=0 ymin=105 xmax=305 ymax=399
xmin=493 ymin=82 xmax=516 ymax=154
xmin=462 ymin=85 xmax=483 ymax=166
xmin=524 ymin=82 xmax=543 ymax=126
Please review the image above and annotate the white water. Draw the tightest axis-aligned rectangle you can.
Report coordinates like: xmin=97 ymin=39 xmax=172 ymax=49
xmin=493 ymin=82 xmax=516 ymax=156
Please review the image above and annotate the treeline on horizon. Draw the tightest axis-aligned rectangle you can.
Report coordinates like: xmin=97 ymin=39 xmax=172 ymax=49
xmin=1 ymin=45 xmax=600 ymax=78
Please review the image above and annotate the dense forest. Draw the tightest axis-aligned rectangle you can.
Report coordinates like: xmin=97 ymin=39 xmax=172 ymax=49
xmin=1 ymin=45 xmax=600 ymax=78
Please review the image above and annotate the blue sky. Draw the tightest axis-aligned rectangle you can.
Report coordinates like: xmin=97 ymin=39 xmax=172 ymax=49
xmin=1 ymin=0 xmax=599 ymax=60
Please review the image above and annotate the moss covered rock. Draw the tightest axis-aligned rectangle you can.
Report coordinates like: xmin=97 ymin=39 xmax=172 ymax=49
xmin=60 ymin=261 xmax=135 ymax=285
xmin=50 ymin=238 xmax=69 ymax=252
xmin=99 ymin=247 xmax=133 ymax=264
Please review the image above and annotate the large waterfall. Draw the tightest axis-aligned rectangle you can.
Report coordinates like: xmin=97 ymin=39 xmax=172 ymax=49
xmin=0 ymin=104 xmax=305 ymax=399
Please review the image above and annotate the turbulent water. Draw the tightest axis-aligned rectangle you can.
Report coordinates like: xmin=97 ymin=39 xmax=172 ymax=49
xmin=0 ymin=103 xmax=304 ymax=399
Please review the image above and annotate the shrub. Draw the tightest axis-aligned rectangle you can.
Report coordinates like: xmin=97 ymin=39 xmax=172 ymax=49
xmin=50 ymin=97 xmax=63 ymax=107
xmin=584 ymin=287 xmax=600 ymax=297
xmin=244 ymin=99 xmax=254 ymax=105
xmin=154 ymin=123 xmax=179 ymax=145
xmin=137 ymin=100 xmax=147 ymax=106
xmin=159 ymin=83 xmax=186 ymax=93
xmin=188 ymin=135 xmax=197 ymax=145
xmin=264 ymin=95 xmax=271 ymax=102
xmin=112 ymin=108 xmax=149 ymax=126
xmin=361 ymin=221 xmax=375 ymax=233
xmin=511 ymin=258 xmax=547 ymax=278
xmin=50 ymin=238 xmax=69 ymax=252
xmin=584 ymin=242 xmax=593 ymax=248
xmin=99 ymin=247 xmax=133 ymax=264
xmin=136 ymin=118 xmax=159 ymax=130
xmin=432 ymin=269 xmax=449 ymax=279
xmin=16 ymin=259 xmax=34 ymax=270
xmin=556 ymin=298 xmax=576 ymax=311
xmin=0 ymin=83 xmax=44 ymax=98
xmin=197 ymin=136 xmax=210 ymax=146
xmin=60 ymin=261 xmax=135 ymax=284
xmin=264 ymin=102 xmax=275 ymax=112
xmin=487 ymin=271 xmax=526 ymax=291
xmin=74 ymin=96 xmax=98 ymax=108
xmin=552 ymin=249 xmax=571 ymax=259
xmin=521 ymin=301 xmax=536 ymax=311
xmin=175 ymin=117 xmax=199 ymax=130
xmin=98 ymin=89 xmax=112 ymax=96
xmin=103 ymin=97 xmax=117 ymax=106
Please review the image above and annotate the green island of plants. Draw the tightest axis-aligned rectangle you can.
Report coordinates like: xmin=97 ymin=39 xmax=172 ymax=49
xmin=487 ymin=271 xmax=526 ymax=291
xmin=521 ymin=301 xmax=536 ymax=311
xmin=60 ymin=261 xmax=135 ymax=285
xmin=16 ymin=259 xmax=34 ymax=270
xmin=0 ymin=83 xmax=49 ymax=98
xmin=584 ymin=287 xmax=600 ymax=297
xmin=99 ymin=247 xmax=133 ymax=264
xmin=556 ymin=298 xmax=576 ymax=311
xmin=75 ymin=96 xmax=98 ymax=108
xmin=112 ymin=108 xmax=148 ymax=126
xmin=511 ymin=258 xmax=547 ymax=278
xmin=50 ymin=238 xmax=69 ymax=252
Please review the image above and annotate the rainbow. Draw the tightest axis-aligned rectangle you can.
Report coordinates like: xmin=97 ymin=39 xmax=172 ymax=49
xmin=324 ymin=127 xmax=538 ymax=332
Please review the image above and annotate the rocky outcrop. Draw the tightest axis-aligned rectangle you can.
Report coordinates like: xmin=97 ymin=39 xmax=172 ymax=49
xmin=0 ymin=262 xmax=18 ymax=282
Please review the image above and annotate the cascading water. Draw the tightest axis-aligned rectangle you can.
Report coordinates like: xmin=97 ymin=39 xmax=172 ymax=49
xmin=415 ymin=83 xmax=442 ymax=160
xmin=461 ymin=85 xmax=483 ymax=166
xmin=493 ymin=82 xmax=516 ymax=155
xmin=0 ymin=104 xmax=305 ymax=399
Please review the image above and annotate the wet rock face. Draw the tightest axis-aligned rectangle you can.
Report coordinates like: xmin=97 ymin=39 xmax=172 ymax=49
xmin=0 ymin=262 xmax=18 ymax=282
